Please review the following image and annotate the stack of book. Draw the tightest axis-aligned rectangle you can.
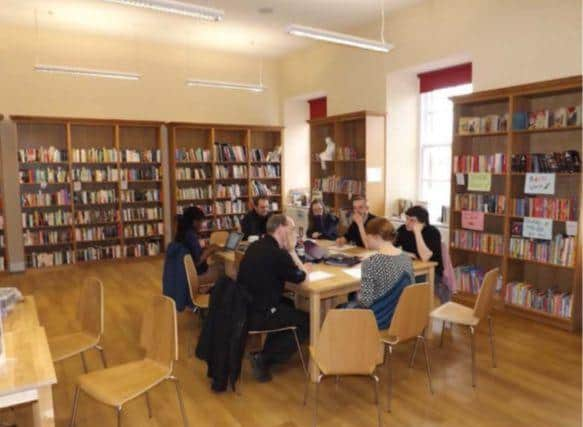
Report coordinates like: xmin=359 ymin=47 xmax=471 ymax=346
xmin=452 ymin=230 xmax=504 ymax=254
xmin=453 ymin=153 xmax=506 ymax=173
xmin=453 ymin=265 xmax=503 ymax=295
xmin=509 ymin=235 xmax=575 ymax=266
xmin=122 ymin=149 xmax=161 ymax=163
xmin=511 ymin=197 xmax=576 ymax=220
xmin=18 ymin=146 xmax=68 ymax=163
xmin=454 ymin=194 xmax=506 ymax=214
xmin=214 ymin=143 xmax=247 ymax=162
xmin=510 ymin=151 xmax=581 ymax=173
xmin=72 ymin=148 xmax=119 ymax=163
xmin=505 ymin=282 xmax=572 ymax=318
xmin=175 ymin=147 xmax=211 ymax=162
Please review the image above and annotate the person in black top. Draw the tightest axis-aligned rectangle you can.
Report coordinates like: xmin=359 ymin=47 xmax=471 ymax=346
xmin=241 ymin=196 xmax=271 ymax=240
xmin=336 ymin=196 xmax=376 ymax=248
xmin=306 ymin=199 xmax=338 ymax=240
xmin=237 ymin=214 xmax=310 ymax=382
xmin=394 ymin=205 xmax=449 ymax=301
xmin=175 ymin=206 xmax=220 ymax=285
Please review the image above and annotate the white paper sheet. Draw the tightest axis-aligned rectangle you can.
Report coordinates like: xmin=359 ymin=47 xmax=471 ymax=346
xmin=327 ymin=244 xmax=356 ymax=251
xmin=308 ymin=271 xmax=334 ymax=282
xmin=342 ymin=268 xmax=362 ymax=280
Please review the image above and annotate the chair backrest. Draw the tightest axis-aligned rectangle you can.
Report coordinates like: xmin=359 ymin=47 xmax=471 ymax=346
xmin=183 ymin=254 xmax=200 ymax=303
xmin=140 ymin=295 xmax=178 ymax=367
xmin=473 ymin=268 xmax=499 ymax=320
xmin=370 ymin=272 xmax=412 ymax=329
xmin=210 ymin=230 xmax=229 ymax=246
xmin=315 ymin=309 xmax=380 ymax=376
xmin=77 ymin=277 xmax=104 ymax=339
xmin=387 ymin=283 xmax=429 ymax=342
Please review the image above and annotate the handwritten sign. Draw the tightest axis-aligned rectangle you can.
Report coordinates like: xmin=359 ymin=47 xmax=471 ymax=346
xmin=461 ymin=210 xmax=485 ymax=231
xmin=566 ymin=221 xmax=578 ymax=236
xmin=524 ymin=173 xmax=555 ymax=195
xmin=522 ymin=217 xmax=553 ymax=240
xmin=467 ymin=173 xmax=491 ymax=192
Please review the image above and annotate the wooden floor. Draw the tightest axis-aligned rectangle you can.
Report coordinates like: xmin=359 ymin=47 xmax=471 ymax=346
xmin=4 ymin=258 xmax=582 ymax=427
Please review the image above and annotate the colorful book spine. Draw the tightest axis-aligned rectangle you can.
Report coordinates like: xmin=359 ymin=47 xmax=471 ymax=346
xmin=122 ymin=207 xmax=163 ymax=221
xmin=452 ymin=230 xmax=504 ymax=254
xmin=214 ymin=144 xmax=247 ymax=162
xmin=250 ymin=165 xmax=280 ymax=178
xmin=77 ymin=245 xmax=123 ymax=262
xmin=122 ymin=149 xmax=161 ymax=163
xmin=214 ymin=165 xmax=248 ymax=179
xmin=214 ymin=200 xmax=246 ymax=215
xmin=18 ymin=146 xmax=68 ymax=163
xmin=72 ymin=148 xmax=119 ymax=163
xmin=215 ymin=184 xmax=246 ymax=199
xmin=73 ymin=167 xmax=119 ymax=182
xmin=75 ymin=190 xmax=117 ymax=204
xmin=454 ymin=194 xmax=506 ymax=214
xmin=74 ymin=226 xmax=119 ymax=242
xmin=511 ymin=197 xmax=576 ymax=221
xmin=123 ymin=223 xmax=163 ymax=238
xmin=19 ymin=167 xmax=69 ymax=184
xmin=21 ymin=190 xmax=71 ymax=207
xmin=505 ymin=282 xmax=572 ymax=318
xmin=313 ymin=175 xmax=364 ymax=195
xmin=124 ymin=242 xmax=161 ymax=258
xmin=22 ymin=211 xmax=73 ymax=228
xmin=175 ymin=148 xmax=211 ymax=162
xmin=509 ymin=235 xmax=575 ymax=266
xmin=250 ymin=181 xmax=278 ymax=197
xmin=453 ymin=265 xmax=503 ymax=294
xmin=23 ymin=230 xmax=72 ymax=246
xmin=175 ymin=167 xmax=210 ymax=180
xmin=120 ymin=167 xmax=160 ymax=181
xmin=75 ymin=209 xmax=119 ymax=225
xmin=177 ymin=186 xmax=213 ymax=201
xmin=121 ymin=189 xmax=160 ymax=203
xmin=27 ymin=250 xmax=74 ymax=268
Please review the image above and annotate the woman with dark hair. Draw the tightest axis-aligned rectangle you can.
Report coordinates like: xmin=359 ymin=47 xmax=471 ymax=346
xmin=395 ymin=205 xmax=449 ymax=301
xmin=306 ymin=199 xmax=338 ymax=240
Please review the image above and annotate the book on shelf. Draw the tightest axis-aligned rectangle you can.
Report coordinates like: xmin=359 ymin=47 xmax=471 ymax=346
xmin=214 ymin=200 xmax=246 ymax=215
xmin=215 ymin=165 xmax=248 ymax=179
xmin=77 ymin=245 xmax=123 ymax=262
xmin=511 ymin=197 xmax=576 ymax=221
xmin=513 ymin=105 xmax=582 ymax=130
xmin=175 ymin=148 xmax=211 ymax=162
xmin=176 ymin=166 xmax=210 ymax=180
xmin=121 ymin=149 xmax=161 ymax=163
xmin=313 ymin=175 xmax=364 ymax=195
xmin=22 ymin=211 xmax=73 ymax=228
xmin=213 ymin=215 xmax=242 ymax=230
xmin=458 ymin=114 xmax=508 ymax=134
xmin=23 ymin=229 xmax=71 ymax=246
xmin=72 ymin=148 xmax=119 ymax=163
xmin=21 ymin=190 xmax=71 ymax=207
xmin=511 ymin=151 xmax=581 ymax=173
xmin=454 ymin=194 xmax=506 ymax=214
xmin=124 ymin=242 xmax=161 ymax=258
xmin=123 ymin=223 xmax=164 ymax=238
xmin=336 ymin=146 xmax=359 ymax=160
xmin=509 ymin=235 xmax=575 ymax=267
xmin=452 ymin=230 xmax=504 ymax=254
xmin=214 ymin=143 xmax=247 ymax=162
xmin=177 ymin=204 xmax=213 ymax=216
xmin=250 ymin=147 xmax=281 ymax=162
xmin=177 ymin=186 xmax=213 ymax=201
xmin=250 ymin=165 xmax=280 ymax=178
xmin=505 ymin=282 xmax=572 ymax=318
xmin=76 ymin=209 xmax=119 ymax=225
xmin=121 ymin=189 xmax=160 ymax=203
xmin=122 ymin=207 xmax=163 ymax=221
xmin=250 ymin=181 xmax=278 ymax=197
xmin=121 ymin=166 xmax=160 ymax=181
xmin=18 ymin=147 xmax=68 ymax=163
xmin=19 ymin=167 xmax=69 ymax=184
xmin=75 ymin=189 xmax=117 ymax=204
xmin=453 ymin=265 xmax=503 ymax=295
xmin=73 ymin=167 xmax=119 ymax=182
xmin=453 ymin=153 xmax=506 ymax=173
xmin=74 ymin=226 xmax=120 ymax=242
xmin=215 ymin=184 xmax=246 ymax=199
xmin=27 ymin=250 xmax=74 ymax=268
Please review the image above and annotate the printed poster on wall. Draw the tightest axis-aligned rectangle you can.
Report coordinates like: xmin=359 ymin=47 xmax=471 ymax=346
xmin=522 ymin=217 xmax=553 ymax=240
xmin=461 ymin=210 xmax=485 ymax=231
xmin=467 ymin=173 xmax=491 ymax=192
xmin=524 ymin=173 xmax=555 ymax=195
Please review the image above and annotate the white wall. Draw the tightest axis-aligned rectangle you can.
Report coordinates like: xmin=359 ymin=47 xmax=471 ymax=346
xmin=282 ymin=98 xmax=311 ymax=197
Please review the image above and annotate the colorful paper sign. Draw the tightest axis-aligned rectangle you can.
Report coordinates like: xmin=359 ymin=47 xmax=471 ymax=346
xmin=524 ymin=173 xmax=555 ymax=195
xmin=566 ymin=221 xmax=578 ymax=236
xmin=461 ymin=210 xmax=485 ymax=231
xmin=522 ymin=217 xmax=553 ymax=240
xmin=467 ymin=173 xmax=492 ymax=192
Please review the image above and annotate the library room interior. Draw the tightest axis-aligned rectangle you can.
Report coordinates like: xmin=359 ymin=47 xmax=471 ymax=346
xmin=0 ymin=0 xmax=581 ymax=426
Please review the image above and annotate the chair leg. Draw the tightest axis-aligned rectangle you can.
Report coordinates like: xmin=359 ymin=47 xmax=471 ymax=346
xmin=313 ymin=375 xmax=323 ymax=427
xmin=439 ymin=320 xmax=446 ymax=348
xmin=488 ymin=316 xmax=496 ymax=368
xmin=80 ymin=352 xmax=88 ymax=373
xmin=145 ymin=392 xmax=153 ymax=418
xmin=291 ymin=328 xmax=309 ymax=405
xmin=409 ymin=337 xmax=420 ymax=368
xmin=69 ymin=386 xmax=80 ymax=427
xmin=469 ymin=326 xmax=476 ymax=387
xmin=386 ymin=345 xmax=393 ymax=413
xmin=371 ymin=374 xmax=382 ymax=427
xmin=116 ymin=407 xmax=122 ymax=427
xmin=170 ymin=376 xmax=189 ymax=427
xmin=96 ymin=345 xmax=108 ymax=368
xmin=420 ymin=335 xmax=434 ymax=394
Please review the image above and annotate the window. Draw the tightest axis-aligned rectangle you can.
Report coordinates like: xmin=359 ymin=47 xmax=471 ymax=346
xmin=419 ymin=83 xmax=472 ymax=223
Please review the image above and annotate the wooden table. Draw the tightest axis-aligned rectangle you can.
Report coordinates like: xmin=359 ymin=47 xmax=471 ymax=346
xmin=215 ymin=243 xmax=437 ymax=382
xmin=1 ymin=297 xmax=57 ymax=426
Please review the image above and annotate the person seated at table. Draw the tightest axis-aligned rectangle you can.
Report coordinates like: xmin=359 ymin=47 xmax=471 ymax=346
xmin=175 ymin=206 xmax=221 ymax=285
xmin=241 ymin=196 xmax=271 ymax=240
xmin=306 ymin=199 xmax=338 ymax=240
xmin=336 ymin=196 xmax=376 ymax=248
xmin=394 ymin=205 xmax=448 ymax=302
xmin=238 ymin=214 xmax=311 ymax=382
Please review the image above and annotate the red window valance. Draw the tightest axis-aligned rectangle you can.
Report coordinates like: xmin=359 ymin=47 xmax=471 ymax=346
xmin=418 ymin=63 xmax=472 ymax=93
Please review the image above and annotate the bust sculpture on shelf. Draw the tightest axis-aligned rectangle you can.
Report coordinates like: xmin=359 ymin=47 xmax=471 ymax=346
xmin=319 ymin=137 xmax=336 ymax=170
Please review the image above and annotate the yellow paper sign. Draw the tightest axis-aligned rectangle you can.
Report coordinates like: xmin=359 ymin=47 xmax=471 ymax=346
xmin=467 ymin=172 xmax=492 ymax=192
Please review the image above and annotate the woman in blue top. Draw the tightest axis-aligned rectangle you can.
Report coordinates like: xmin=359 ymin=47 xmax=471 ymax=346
xmin=175 ymin=206 xmax=221 ymax=285
xmin=306 ymin=199 xmax=339 ymax=240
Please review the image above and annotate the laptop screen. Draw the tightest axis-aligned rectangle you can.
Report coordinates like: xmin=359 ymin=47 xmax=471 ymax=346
xmin=225 ymin=231 xmax=243 ymax=250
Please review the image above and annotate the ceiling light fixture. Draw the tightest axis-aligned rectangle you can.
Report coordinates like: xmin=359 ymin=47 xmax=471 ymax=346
xmin=103 ymin=0 xmax=224 ymax=21
xmin=34 ymin=64 xmax=141 ymax=80
xmin=186 ymin=79 xmax=265 ymax=92
xmin=286 ymin=24 xmax=393 ymax=53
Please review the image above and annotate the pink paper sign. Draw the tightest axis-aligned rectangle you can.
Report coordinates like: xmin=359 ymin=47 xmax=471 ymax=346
xmin=461 ymin=210 xmax=485 ymax=231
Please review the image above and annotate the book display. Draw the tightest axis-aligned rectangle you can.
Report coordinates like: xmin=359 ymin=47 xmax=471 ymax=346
xmin=450 ymin=76 xmax=581 ymax=330
xmin=13 ymin=116 xmax=164 ymax=268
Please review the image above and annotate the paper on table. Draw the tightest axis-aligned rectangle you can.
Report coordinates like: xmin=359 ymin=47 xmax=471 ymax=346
xmin=342 ymin=268 xmax=362 ymax=280
xmin=308 ymin=271 xmax=334 ymax=282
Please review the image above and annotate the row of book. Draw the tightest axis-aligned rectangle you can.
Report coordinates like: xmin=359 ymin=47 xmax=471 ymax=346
xmin=505 ymin=282 xmax=572 ymax=318
xmin=250 ymin=165 xmax=280 ymax=178
xmin=458 ymin=114 xmax=509 ymax=135
xmin=120 ymin=167 xmax=161 ymax=181
xmin=27 ymin=250 xmax=74 ymax=268
xmin=512 ymin=106 xmax=581 ymax=130
xmin=22 ymin=190 xmax=71 ymax=207
xmin=123 ymin=223 xmax=163 ymax=238
xmin=250 ymin=147 xmax=281 ymax=163
xmin=122 ymin=207 xmax=163 ymax=222
xmin=453 ymin=265 xmax=503 ymax=295
xmin=215 ymin=165 xmax=247 ymax=179
xmin=72 ymin=148 xmax=119 ymax=163
xmin=176 ymin=167 xmax=210 ymax=180
xmin=214 ymin=200 xmax=246 ymax=215
xmin=336 ymin=146 xmax=361 ymax=161
xmin=19 ymin=168 xmax=68 ymax=184
xmin=177 ymin=186 xmax=213 ymax=201
xmin=75 ymin=190 xmax=117 ymax=205
xmin=215 ymin=144 xmax=247 ymax=162
xmin=454 ymin=194 xmax=506 ymax=214
xmin=251 ymin=181 xmax=278 ymax=197
xmin=121 ymin=189 xmax=160 ymax=203
xmin=72 ymin=167 xmax=119 ymax=182
xmin=453 ymin=153 xmax=506 ymax=173
xmin=313 ymin=176 xmax=364 ymax=195
xmin=452 ymin=230 xmax=504 ymax=254
xmin=510 ymin=151 xmax=581 ymax=173
xmin=216 ymin=184 xmax=247 ymax=199
xmin=212 ymin=216 xmax=241 ymax=230
xmin=122 ymin=149 xmax=161 ymax=163
xmin=175 ymin=148 xmax=211 ymax=162
xmin=125 ymin=241 xmax=161 ymax=257
xmin=75 ymin=226 xmax=119 ymax=242
xmin=22 ymin=211 xmax=73 ymax=228
xmin=511 ymin=197 xmax=577 ymax=221
xmin=19 ymin=147 xmax=68 ymax=163
xmin=509 ymin=235 xmax=575 ymax=266
xmin=77 ymin=209 xmax=118 ymax=225
xmin=24 ymin=230 xmax=71 ymax=247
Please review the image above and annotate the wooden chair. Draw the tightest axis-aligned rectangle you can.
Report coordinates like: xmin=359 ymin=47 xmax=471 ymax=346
xmin=69 ymin=295 xmax=188 ymax=427
xmin=49 ymin=277 xmax=107 ymax=372
xmin=430 ymin=267 xmax=499 ymax=387
xmin=306 ymin=309 xmax=382 ymax=427
xmin=380 ymin=283 xmax=433 ymax=412
xmin=210 ymin=230 xmax=229 ymax=247
xmin=183 ymin=254 xmax=210 ymax=312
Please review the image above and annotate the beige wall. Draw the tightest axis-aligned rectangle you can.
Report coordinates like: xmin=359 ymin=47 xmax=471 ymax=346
xmin=0 ymin=24 xmax=280 ymax=125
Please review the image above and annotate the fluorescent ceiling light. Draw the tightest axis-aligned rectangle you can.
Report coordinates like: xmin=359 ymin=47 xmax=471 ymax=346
xmin=34 ymin=64 xmax=141 ymax=80
xmin=103 ymin=0 xmax=224 ymax=21
xmin=186 ymin=79 xmax=265 ymax=92
xmin=286 ymin=24 xmax=393 ymax=53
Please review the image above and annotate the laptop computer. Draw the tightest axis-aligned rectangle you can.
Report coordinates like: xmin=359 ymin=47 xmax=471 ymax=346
xmin=224 ymin=231 xmax=244 ymax=251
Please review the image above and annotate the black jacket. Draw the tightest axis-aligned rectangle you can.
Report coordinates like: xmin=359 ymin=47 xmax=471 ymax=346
xmin=307 ymin=213 xmax=339 ymax=240
xmin=196 ymin=276 xmax=250 ymax=392
xmin=241 ymin=210 xmax=270 ymax=240
xmin=344 ymin=213 xmax=377 ymax=247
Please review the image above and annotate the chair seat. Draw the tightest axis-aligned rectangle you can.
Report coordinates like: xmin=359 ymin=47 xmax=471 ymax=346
xmin=77 ymin=359 xmax=170 ymax=407
xmin=49 ymin=332 xmax=100 ymax=362
xmin=430 ymin=302 xmax=479 ymax=326
xmin=379 ymin=331 xmax=400 ymax=346
xmin=194 ymin=293 xmax=210 ymax=309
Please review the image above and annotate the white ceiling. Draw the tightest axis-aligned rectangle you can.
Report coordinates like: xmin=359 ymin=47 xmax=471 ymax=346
xmin=1 ymin=0 xmax=423 ymax=57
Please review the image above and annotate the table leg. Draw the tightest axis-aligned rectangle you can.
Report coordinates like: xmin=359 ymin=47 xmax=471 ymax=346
xmin=224 ymin=260 xmax=236 ymax=281
xmin=427 ymin=267 xmax=435 ymax=339
xmin=309 ymin=293 xmax=321 ymax=382
xmin=32 ymin=386 xmax=55 ymax=427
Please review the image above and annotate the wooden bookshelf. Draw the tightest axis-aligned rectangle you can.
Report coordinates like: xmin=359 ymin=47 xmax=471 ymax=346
xmin=12 ymin=116 xmax=164 ymax=269
xmin=309 ymin=111 xmax=386 ymax=218
xmin=0 ymin=115 xmax=6 ymax=272
xmin=449 ymin=76 xmax=582 ymax=331
xmin=168 ymin=122 xmax=283 ymax=239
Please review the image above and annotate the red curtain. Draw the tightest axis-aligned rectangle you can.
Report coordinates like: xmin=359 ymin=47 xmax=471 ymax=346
xmin=418 ymin=63 xmax=472 ymax=93
xmin=308 ymin=97 xmax=327 ymax=119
